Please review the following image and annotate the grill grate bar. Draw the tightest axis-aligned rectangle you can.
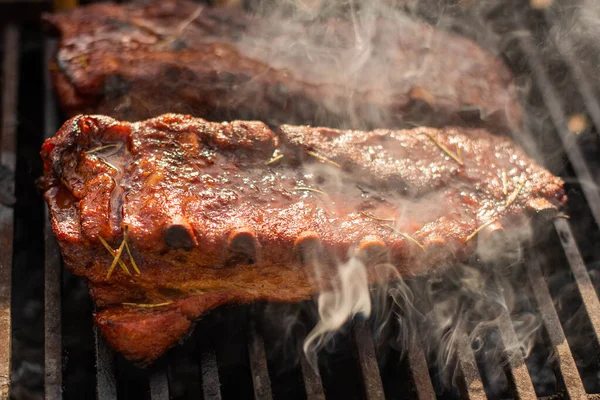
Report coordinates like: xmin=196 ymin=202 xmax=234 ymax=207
xmin=43 ymin=37 xmax=63 ymax=400
xmin=298 ymin=342 xmax=326 ymax=400
xmin=199 ymin=338 xmax=222 ymax=400
xmin=553 ymin=218 xmax=600 ymax=343
xmin=149 ymin=368 xmax=169 ymax=400
xmin=354 ymin=321 xmax=385 ymax=400
xmin=457 ymin=329 xmax=487 ymax=400
xmin=527 ymin=256 xmax=587 ymax=399
xmin=248 ymin=323 xmax=273 ymax=400
xmin=516 ymin=28 xmax=600 ymax=227
xmin=407 ymin=341 xmax=436 ymax=400
xmin=95 ymin=328 xmax=117 ymax=400
xmin=0 ymin=23 xmax=19 ymax=400
xmin=495 ymin=306 xmax=537 ymax=399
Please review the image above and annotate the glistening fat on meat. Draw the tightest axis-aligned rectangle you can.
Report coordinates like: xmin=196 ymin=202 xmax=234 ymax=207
xmin=41 ymin=114 xmax=565 ymax=364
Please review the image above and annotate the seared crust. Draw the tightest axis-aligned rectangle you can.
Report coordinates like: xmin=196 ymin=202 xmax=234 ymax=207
xmin=41 ymin=114 xmax=564 ymax=364
xmin=44 ymin=0 xmax=522 ymax=131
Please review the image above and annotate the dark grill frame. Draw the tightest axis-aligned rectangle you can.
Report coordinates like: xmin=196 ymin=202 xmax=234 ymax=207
xmin=0 ymin=23 xmax=18 ymax=400
xmin=1 ymin=0 xmax=600 ymax=398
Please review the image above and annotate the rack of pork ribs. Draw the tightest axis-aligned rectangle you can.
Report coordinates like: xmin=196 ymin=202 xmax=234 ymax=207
xmin=44 ymin=0 xmax=522 ymax=132
xmin=41 ymin=114 xmax=565 ymax=365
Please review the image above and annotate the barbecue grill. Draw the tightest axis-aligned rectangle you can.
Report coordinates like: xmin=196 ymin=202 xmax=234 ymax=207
xmin=2 ymin=0 xmax=600 ymax=399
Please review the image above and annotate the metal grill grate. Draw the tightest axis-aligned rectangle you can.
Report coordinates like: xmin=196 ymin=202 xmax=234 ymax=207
xmin=0 ymin=23 xmax=19 ymax=400
xmin=0 ymin=0 xmax=599 ymax=398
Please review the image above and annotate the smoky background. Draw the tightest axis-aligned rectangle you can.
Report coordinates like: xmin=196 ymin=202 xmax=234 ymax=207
xmin=6 ymin=0 xmax=600 ymax=399
xmin=215 ymin=0 xmax=600 ymax=397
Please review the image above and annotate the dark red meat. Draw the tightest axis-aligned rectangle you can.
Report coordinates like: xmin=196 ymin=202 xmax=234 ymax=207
xmin=41 ymin=114 xmax=564 ymax=364
xmin=44 ymin=0 xmax=522 ymax=131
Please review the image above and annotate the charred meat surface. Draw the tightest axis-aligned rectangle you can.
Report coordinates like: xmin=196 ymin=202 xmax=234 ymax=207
xmin=44 ymin=0 xmax=522 ymax=131
xmin=41 ymin=114 xmax=564 ymax=364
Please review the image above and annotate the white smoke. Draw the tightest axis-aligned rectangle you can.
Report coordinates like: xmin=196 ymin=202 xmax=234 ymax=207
xmin=239 ymin=0 xmax=574 ymax=390
xmin=303 ymin=256 xmax=371 ymax=362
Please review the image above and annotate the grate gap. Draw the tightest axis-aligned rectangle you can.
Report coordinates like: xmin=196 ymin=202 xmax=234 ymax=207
xmin=115 ymin=355 xmax=150 ymax=399
xmin=379 ymin=342 xmax=420 ymax=400
xmin=12 ymin=22 xmax=47 ymax=400
xmin=524 ymin=329 xmax=559 ymax=398
xmin=425 ymin=362 xmax=461 ymax=400
xmin=317 ymin=325 xmax=366 ymax=400
xmin=167 ymin=333 xmax=202 ymax=400
xmin=471 ymin=328 xmax=511 ymax=400
xmin=208 ymin=307 xmax=254 ymax=400
xmin=256 ymin=304 xmax=307 ymax=400
xmin=60 ymin=271 xmax=95 ymax=400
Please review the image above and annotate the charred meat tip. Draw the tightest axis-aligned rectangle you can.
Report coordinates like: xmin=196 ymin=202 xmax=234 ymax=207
xmin=293 ymin=231 xmax=323 ymax=265
xmin=476 ymin=221 xmax=507 ymax=244
xmin=355 ymin=235 xmax=390 ymax=266
xmin=485 ymin=221 xmax=504 ymax=234
xmin=164 ymin=224 xmax=196 ymax=250
xmin=526 ymin=197 xmax=556 ymax=213
xmin=423 ymin=237 xmax=446 ymax=251
xmin=78 ymin=116 xmax=99 ymax=135
xmin=419 ymin=237 xmax=457 ymax=272
xmin=409 ymin=86 xmax=436 ymax=106
xmin=227 ymin=227 xmax=259 ymax=264
xmin=529 ymin=197 xmax=561 ymax=222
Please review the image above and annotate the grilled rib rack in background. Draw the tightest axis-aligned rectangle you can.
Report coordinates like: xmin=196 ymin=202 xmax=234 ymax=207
xmin=2 ymin=0 xmax=600 ymax=398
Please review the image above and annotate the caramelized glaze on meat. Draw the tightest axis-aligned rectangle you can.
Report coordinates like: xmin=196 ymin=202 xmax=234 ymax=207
xmin=41 ymin=114 xmax=564 ymax=364
xmin=44 ymin=0 xmax=522 ymax=131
